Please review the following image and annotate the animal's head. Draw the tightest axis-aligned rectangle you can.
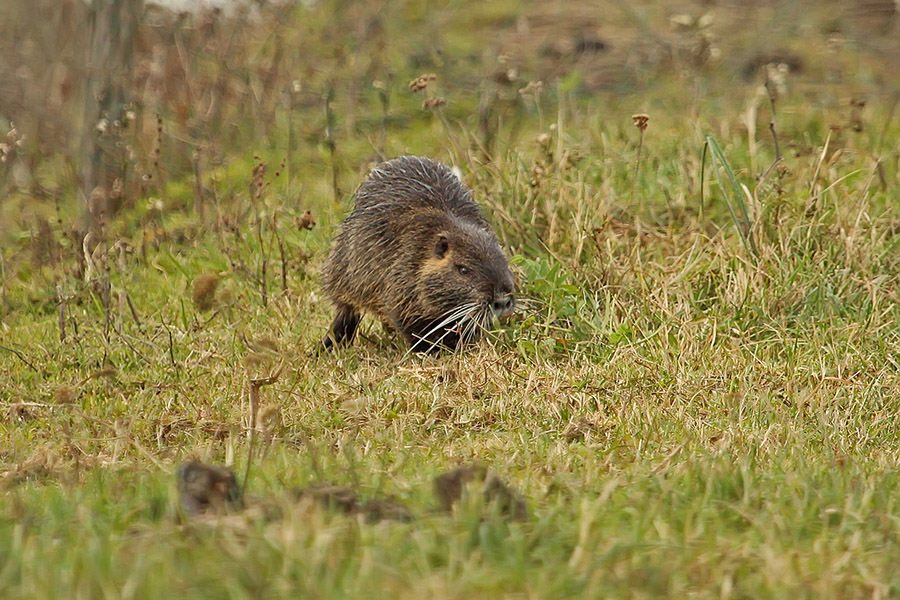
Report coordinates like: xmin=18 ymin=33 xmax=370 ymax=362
xmin=415 ymin=220 xmax=516 ymax=346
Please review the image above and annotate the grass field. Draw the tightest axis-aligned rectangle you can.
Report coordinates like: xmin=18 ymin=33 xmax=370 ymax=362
xmin=3 ymin=0 xmax=900 ymax=597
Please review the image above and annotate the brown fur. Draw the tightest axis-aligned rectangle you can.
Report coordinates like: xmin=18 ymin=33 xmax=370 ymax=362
xmin=319 ymin=156 xmax=515 ymax=352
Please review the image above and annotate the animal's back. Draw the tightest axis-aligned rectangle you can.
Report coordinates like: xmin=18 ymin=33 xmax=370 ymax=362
xmin=351 ymin=156 xmax=487 ymax=226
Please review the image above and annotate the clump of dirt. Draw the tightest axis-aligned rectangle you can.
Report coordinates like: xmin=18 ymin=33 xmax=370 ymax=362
xmin=173 ymin=461 xmax=525 ymax=524
xmin=360 ymin=497 xmax=414 ymax=523
xmin=176 ymin=461 xmax=243 ymax=516
xmin=292 ymin=484 xmax=413 ymax=523
xmin=292 ymin=483 xmax=359 ymax=514
xmin=434 ymin=463 xmax=528 ymax=520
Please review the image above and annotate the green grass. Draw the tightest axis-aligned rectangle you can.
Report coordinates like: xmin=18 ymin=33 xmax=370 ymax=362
xmin=3 ymin=0 xmax=900 ymax=598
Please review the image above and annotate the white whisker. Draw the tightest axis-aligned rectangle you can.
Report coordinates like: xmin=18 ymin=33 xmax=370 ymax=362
xmin=458 ymin=315 xmax=475 ymax=347
xmin=402 ymin=302 xmax=479 ymax=358
xmin=419 ymin=309 xmax=475 ymax=355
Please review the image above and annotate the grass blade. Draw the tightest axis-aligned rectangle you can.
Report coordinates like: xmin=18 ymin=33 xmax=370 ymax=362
xmin=704 ymin=136 xmax=758 ymax=258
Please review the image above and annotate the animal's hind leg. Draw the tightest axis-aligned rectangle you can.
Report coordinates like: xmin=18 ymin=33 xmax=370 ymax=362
xmin=317 ymin=304 xmax=361 ymax=353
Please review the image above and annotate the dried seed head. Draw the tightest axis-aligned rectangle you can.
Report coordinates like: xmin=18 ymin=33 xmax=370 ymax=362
xmin=191 ymin=274 xmax=220 ymax=311
xmin=631 ymin=113 xmax=650 ymax=132
xmin=518 ymin=80 xmax=544 ymax=96
xmin=422 ymin=97 xmax=446 ymax=110
xmin=296 ymin=209 xmax=316 ymax=231
xmin=408 ymin=73 xmax=437 ymax=93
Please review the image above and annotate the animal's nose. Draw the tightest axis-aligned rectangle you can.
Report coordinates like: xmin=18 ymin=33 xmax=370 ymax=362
xmin=491 ymin=292 xmax=515 ymax=317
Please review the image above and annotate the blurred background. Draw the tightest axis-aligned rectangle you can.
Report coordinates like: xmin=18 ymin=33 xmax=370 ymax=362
xmin=1 ymin=0 xmax=899 ymax=311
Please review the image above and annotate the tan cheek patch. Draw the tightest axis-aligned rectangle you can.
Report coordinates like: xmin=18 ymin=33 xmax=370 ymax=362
xmin=420 ymin=250 xmax=453 ymax=275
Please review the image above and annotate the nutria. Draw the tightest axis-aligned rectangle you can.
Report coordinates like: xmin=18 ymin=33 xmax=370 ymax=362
xmin=319 ymin=156 xmax=515 ymax=353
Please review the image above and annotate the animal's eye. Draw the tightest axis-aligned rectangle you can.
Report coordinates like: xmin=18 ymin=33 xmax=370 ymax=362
xmin=456 ymin=265 xmax=469 ymax=276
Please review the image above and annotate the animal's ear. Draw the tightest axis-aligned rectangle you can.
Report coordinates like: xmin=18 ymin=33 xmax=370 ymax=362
xmin=434 ymin=233 xmax=450 ymax=258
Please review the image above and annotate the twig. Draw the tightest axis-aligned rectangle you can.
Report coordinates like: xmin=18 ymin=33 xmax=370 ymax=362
xmin=242 ymin=360 xmax=285 ymax=494
xmin=252 ymin=159 xmax=269 ymax=307
xmin=129 ymin=437 xmax=167 ymax=470
xmin=273 ymin=215 xmax=288 ymax=292
xmin=164 ymin=321 xmax=177 ymax=371
xmin=755 ymin=78 xmax=784 ymax=212
xmin=0 ymin=345 xmax=38 ymax=372
xmin=324 ymin=84 xmax=340 ymax=204
xmin=630 ymin=114 xmax=649 ymax=206
xmin=6 ymin=401 xmax=58 ymax=409
xmin=758 ymin=75 xmax=782 ymax=184
xmin=765 ymin=77 xmax=781 ymax=163
xmin=116 ymin=331 xmax=150 ymax=364
xmin=477 ymin=82 xmax=497 ymax=161
xmin=191 ymin=148 xmax=205 ymax=219
xmin=0 ymin=250 xmax=9 ymax=318
xmin=259 ymin=243 xmax=268 ymax=307
xmin=102 ymin=275 xmax=111 ymax=362
xmin=876 ymin=92 xmax=899 ymax=155
xmin=375 ymin=78 xmax=389 ymax=156
xmin=117 ymin=289 xmax=125 ymax=334
xmin=57 ymin=282 xmax=67 ymax=342
xmin=124 ymin=291 xmax=143 ymax=332
xmin=809 ymin=130 xmax=832 ymax=197
xmin=287 ymin=86 xmax=296 ymax=201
